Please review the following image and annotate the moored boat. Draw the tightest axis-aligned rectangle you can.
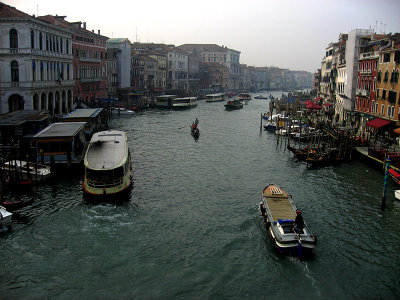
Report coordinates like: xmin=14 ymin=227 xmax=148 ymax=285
xmin=83 ymin=130 xmax=132 ymax=198
xmin=260 ymin=184 xmax=317 ymax=258
xmin=224 ymin=99 xmax=243 ymax=110
xmin=0 ymin=205 xmax=12 ymax=231
xmin=1 ymin=160 xmax=51 ymax=182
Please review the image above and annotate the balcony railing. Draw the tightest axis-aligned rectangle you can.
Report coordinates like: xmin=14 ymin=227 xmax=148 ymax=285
xmin=79 ymin=57 xmax=101 ymax=63
xmin=0 ymin=48 xmax=73 ymax=59
xmin=356 ymin=89 xmax=370 ymax=97
xmin=0 ymin=80 xmax=75 ymax=89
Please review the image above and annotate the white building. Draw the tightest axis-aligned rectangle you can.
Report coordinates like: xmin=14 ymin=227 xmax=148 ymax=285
xmin=167 ymin=48 xmax=188 ymax=91
xmin=106 ymin=38 xmax=131 ymax=89
xmin=0 ymin=3 xmax=74 ymax=115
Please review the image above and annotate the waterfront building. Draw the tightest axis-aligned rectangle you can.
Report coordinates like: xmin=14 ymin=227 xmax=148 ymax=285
xmin=0 ymin=3 xmax=74 ymax=115
xmin=177 ymin=44 xmax=241 ymax=91
xmin=132 ymin=43 xmax=188 ymax=93
xmin=38 ymin=16 xmax=108 ymax=107
xmin=106 ymin=38 xmax=131 ymax=99
xmin=187 ymin=51 xmax=200 ymax=95
xmin=200 ymin=62 xmax=229 ymax=92
xmin=374 ymin=34 xmax=400 ymax=125
xmin=267 ymin=67 xmax=285 ymax=90
xmin=319 ymin=43 xmax=334 ymax=102
xmin=148 ymin=50 xmax=167 ymax=94
xmin=240 ymin=65 xmax=254 ymax=91
xmin=313 ymin=69 xmax=321 ymax=94
xmin=355 ymin=35 xmax=387 ymax=136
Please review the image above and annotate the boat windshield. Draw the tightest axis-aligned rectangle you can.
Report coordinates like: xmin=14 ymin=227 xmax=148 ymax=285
xmin=86 ymin=166 xmax=124 ymax=181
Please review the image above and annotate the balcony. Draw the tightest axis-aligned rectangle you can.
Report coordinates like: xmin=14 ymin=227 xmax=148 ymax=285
xmin=360 ymin=69 xmax=372 ymax=75
xmin=356 ymin=89 xmax=370 ymax=97
xmin=0 ymin=48 xmax=73 ymax=59
xmin=79 ymin=57 xmax=101 ymax=63
xmin=360 ymin=51 xmax=378 ymax=60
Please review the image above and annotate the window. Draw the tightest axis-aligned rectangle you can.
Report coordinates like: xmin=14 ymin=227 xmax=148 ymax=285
xmin=382 ymin=90 xmax=386 ymax=100
xmin=372 ymin=100 xmax=375 ymax=113
xmin=384 ymin=70 xmax=389 ymax=82
xmin=31 ymin=30 xmax=35 ymax=49
xmin=39 ymin=32 xmax=43 ymax=50
xmin=11 ymin=60 xmax=19 ymax=82
xmin=388 ymin=91 xmax=397 ymax=104
xmin=383 ymin=53 xmax=390 ymax=63
xmin=32 ymin=61 xmax=36 ymax=81
xmin=377 ymin=70 xmax=381 ymax=82
xmin=381 ymin=104 xmax=385 ymax=115
xmin=10 ymin=29 xmax=18 ymax=49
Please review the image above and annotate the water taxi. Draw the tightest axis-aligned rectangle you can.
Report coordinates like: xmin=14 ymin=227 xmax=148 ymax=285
xmin=224 ymin=99 xmax=243 ymax=110
xmin=260 ymin=184 xmax=317 ymax=258
xmin=155 ymin=95 xmax=177 ymax=107
xmin=83 ymin=130 xmax=132 ymax=198
xmin=238 ymin=92 xmax=251 ymax=101
xmin=172 ymin=97 xmax=198 ymax=108
xmin=205 ymin=93 xmax=225 ymax=102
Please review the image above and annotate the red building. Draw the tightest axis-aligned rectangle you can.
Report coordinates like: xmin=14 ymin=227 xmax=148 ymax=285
xmin=38 ymin=16 xmax=108 ymax=106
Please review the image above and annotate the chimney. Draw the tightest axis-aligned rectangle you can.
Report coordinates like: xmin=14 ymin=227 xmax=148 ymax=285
xmin=83 ymin=22 xmax=86 ymax=29
xmin=98 ymin=30 xmax=100 ymax=35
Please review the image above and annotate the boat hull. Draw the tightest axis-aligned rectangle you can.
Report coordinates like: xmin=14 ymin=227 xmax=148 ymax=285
xmin=0 ymin=205 xmax=12 ymax=230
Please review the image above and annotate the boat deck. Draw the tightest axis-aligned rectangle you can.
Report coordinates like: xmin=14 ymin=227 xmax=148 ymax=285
xmin=263 ymin=185 xmax=296 ymax=221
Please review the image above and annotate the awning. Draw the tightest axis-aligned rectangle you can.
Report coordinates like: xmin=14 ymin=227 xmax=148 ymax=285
xmin=323 ymin=102 xmax=332 ymax=107
xmin=314 ymin=97 xmax=323 ymax=101
xmin=366 ymin=118 xmax=391 ymax=129
xmin=394 ymin=127 xmax=400 ymax=134
xmin=389 ymin=168 xmax=400 ymax=178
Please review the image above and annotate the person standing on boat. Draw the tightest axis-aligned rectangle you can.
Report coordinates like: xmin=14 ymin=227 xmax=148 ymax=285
xmin=294 ymin=210 xmax=304 ymax=233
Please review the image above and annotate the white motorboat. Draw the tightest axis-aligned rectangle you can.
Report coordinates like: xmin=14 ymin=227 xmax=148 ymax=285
xmin=260 ymin=184 xmax=317 ymax=258
xmin=1 ymin=160 xmax=51 ymax=182
xmin=395 ymin=190 xmax=400 ymax=201
xmin=0 ymin=205 xmax=12 ymax=231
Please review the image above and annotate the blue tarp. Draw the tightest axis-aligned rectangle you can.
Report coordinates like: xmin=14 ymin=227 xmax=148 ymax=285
xmin=278 ymin=219 xmax=294 ymax=225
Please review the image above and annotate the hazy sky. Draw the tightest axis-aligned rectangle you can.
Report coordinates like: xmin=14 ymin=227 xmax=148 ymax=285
xmin=4 ymin=0 xmax=400 ymax=72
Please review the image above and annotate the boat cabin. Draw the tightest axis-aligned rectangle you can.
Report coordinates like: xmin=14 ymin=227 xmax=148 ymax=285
xmin=34 ymin=122 xmax=87 ymax=165
xmin=205 ymin=93 xmax=225 ymax=102
xmin=155 ymin=95 xmax=177 ymax=107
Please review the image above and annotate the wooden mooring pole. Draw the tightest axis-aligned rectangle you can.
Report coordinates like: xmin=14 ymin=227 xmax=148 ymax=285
xmin=381 ymin=157 xmax=391 ymax=210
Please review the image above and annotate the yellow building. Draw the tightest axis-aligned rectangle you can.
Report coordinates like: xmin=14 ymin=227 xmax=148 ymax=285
xmin=375 ymin=35 xmax=400 ymax=124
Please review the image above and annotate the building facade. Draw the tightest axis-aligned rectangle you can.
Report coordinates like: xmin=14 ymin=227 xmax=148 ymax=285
xmin=0 ymin=3 xmax=74 ymax=115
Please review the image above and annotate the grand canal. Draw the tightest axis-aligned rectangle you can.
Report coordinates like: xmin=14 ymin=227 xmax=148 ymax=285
xmin=1 ymin=92 xmax=400 ymax=299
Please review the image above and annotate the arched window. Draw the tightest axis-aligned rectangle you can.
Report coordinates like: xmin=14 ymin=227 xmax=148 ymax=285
xmin=31 ymin=30 xmax=35 ymax=49
xmin=377 ymin=70 xmax=382 ymax=82
xmin=9 ymin=29 xmax=18 ymax=49
xmin=11 ymin=60 xmax=19 ymax=82
xmin=384 ymin=70 xmax=389 ymax=82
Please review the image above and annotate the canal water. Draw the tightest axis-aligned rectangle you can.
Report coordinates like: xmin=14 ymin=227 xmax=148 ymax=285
xmin=1 ymin=92 xmax=400 ymax=299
